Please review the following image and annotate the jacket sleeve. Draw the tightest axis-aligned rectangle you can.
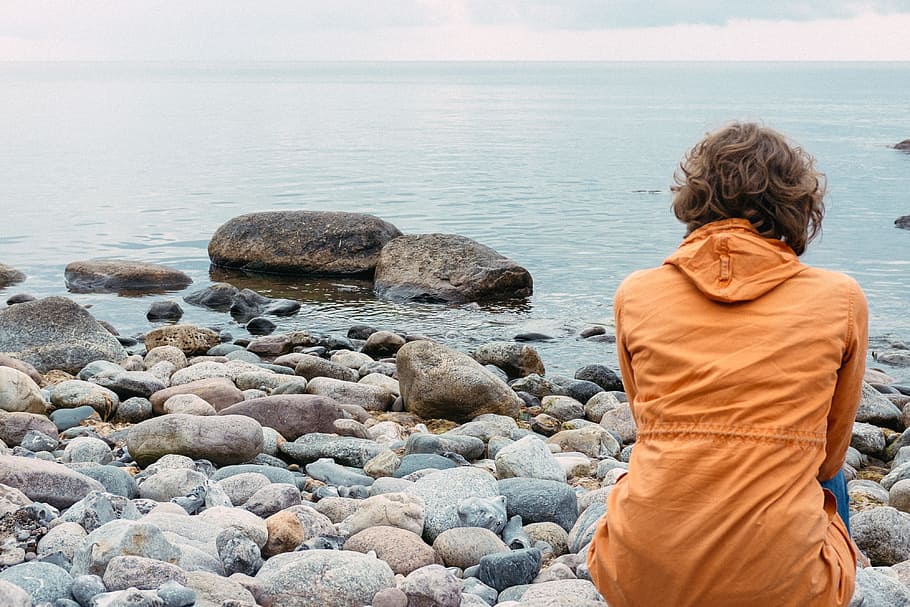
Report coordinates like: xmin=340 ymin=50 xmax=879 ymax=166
xmin=614 ymin=282 xmax=638 ymax=405
xmin=818 ymin=280 xmax=869 ymax=482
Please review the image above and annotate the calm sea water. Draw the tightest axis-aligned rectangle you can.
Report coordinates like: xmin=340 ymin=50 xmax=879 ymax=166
xmin=1 ymin=62 xmax=908 ymax=379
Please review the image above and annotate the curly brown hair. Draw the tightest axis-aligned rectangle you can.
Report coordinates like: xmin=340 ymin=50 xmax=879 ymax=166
xmin=671 ymin=122 xmax=826 ymax=256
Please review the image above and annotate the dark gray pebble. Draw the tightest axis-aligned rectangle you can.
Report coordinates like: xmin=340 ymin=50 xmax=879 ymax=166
xmin=476 ymin=548 xmax=542 ymax=592
xmin=146 ymin=301 xmax=183 ymax=322
xmin=394 ymin=453 xmax=457 ymax=478
xmin=246 ymin=317 xmax=276 ymax=336
xmin=574 ymin=364 xmax=624 ymax=392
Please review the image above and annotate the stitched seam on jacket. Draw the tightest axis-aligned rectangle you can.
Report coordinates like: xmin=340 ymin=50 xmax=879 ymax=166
xmin=638 ymin=423 xmax=825 ymax=446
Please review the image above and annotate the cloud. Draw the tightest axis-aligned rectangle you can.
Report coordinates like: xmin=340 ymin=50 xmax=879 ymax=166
xmin=460 ymin=0 xmax=910 ymax=29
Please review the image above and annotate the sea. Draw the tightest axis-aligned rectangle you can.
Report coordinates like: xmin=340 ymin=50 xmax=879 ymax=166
xmin=1 ymin=62 xmax=908 ymax=380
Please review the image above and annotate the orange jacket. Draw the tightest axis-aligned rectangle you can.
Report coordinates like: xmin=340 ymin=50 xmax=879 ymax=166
xmin=588 ymin=219 xmax=868 ymax=607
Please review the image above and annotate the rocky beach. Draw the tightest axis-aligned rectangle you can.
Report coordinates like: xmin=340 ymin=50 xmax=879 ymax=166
xmin=0 ymin=210 xmax=910 ymax=607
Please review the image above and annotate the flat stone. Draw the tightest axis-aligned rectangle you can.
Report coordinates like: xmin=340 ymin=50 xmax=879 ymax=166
xmin=405 ymin=433 xmax=485 ymax=460
xmin=279 ymin=433 xmax=386 ymax=467
xmin=218 ymin=394 xmax=345 ymax=441
xmin=64 ymin=260 xmax=192 ymax=293
xmin=255 ymin=549 xmax=396 ymax=607
xmin=0 ymin=455 xmax=104 ymax=508
xmin=145 ymin=325 xmax=221 ymax=356
xmin=127 ymin=414 xmax=263 ymax=467
xmin=294 ymin=356 xmax=359 ymax=383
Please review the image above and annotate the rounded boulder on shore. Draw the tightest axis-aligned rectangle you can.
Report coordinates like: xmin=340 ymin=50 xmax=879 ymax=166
xmin=208 ymin=210 xmax=402 ymax=276
xmin=126 ymin=413 xmax=264 ymax=466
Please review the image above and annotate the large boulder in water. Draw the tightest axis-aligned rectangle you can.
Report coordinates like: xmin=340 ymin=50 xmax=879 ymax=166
xmin=0 ymin=296 xmax=127 ymax=374
xmin=896 ymin=215 xmax=910 ymax=230
xmin=208 ymin=211 xmax=402 ymax=276
xmin=0 ymin=264 xmax=25 ymax=289
xmin=894 ymin=139 xmax=910 ymax=151
xmin=397 ymin=340 xmax=522 ymax=421
xmin=64 ymin=260 xmax=192 ymax=293
xmin=374 ymin=233 xmax=532 ymax=303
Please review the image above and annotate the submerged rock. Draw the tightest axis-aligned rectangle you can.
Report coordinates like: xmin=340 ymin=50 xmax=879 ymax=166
xmin=374 ymin=233 xmax=532 ymax=303
xmin=0 ymin=263 xmax=25 ymax=289
xmin=208 ymin=210 xmax=402 ymax=276
xmin=64 ymin=259 xmax=192 ymax=293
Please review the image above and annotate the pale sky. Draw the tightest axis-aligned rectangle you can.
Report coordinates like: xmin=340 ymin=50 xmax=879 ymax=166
xmin=2 ymin=1 xmax=910 ymax=61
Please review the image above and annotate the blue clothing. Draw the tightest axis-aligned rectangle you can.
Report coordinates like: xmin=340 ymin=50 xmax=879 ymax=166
xmin=820 ymin=470 xmax=850 ymax=534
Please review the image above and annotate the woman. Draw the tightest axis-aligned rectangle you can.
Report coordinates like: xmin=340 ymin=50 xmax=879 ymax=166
xmin=588 ymin=123 xmax=867 ymax=607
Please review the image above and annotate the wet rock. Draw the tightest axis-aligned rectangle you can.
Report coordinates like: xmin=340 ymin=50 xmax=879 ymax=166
xmin=874 ymin=350 xmax=910 ymax=367
xmin=0 ymin=296 xmax=127 ymax=373
xmin=144 ymin=325 xmax=221 ymax=356
xmin=127 ymin=414 xmax=263 ymax=467
xmin=0 ymin=455 xmax=104 ymax=508
xmin=0 ymin=264 xmax=25 ymax=289
xmin=472 ymin=342 xmax=545 ymax=380
xmin=209 ymin=211 xmax=401 ymax=276
xmin=147 ymin=300 xmax=184 ymax=322
xmin=218 ymin=394 xmax=344 ymax=441
xmin=64 ymin=260 xmax=191 ymax=293
xmin=897 ymin=215 xmax=910 ymax=230
xmin=574 ymin=365 xmax=623 ymax=392
xmin=246 ymin=317 xmax=276 ymax=336
xmin=374 ymin=233 xmax=532 ymax=303
xmin=361 ymin=331 xmax=406 ymax=358
xmin=255 ymin=549 xmax=396 ymax=607
xmin=150 ymin=377 xmax=244 ymax=414
xmin=397 ymin=340 xmax=522 ymax=422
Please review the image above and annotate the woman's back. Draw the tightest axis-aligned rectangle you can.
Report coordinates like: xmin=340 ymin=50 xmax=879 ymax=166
xmin=588 ymin=218 xmax=866 ymax=606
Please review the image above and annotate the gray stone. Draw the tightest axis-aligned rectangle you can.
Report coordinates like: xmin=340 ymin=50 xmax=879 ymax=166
xmin=598 ymin=401 xmax=636 ymax=444
xmin=50 ymin=406 xmax=100 ymax=431
xmin=476 ymin=548 xmax=542 ymax=593
xmin=0 ymin=263 xmax=25 ymax=288
xmin=217 ymin=527 xmax=263 ymax=576
xmin=306 ymin=458 xmax=374 ymax=487
xmin=374 ymin=233 xmax=532 ymax=303
xmin=891 ymin=479 xmax=910 ymax=513
xmin=90 ymin=371 xmax=166 ymax=400
xmin=103 ymin=555 xmax=187 ymax=591
xmin=882 ymin=462 xmax=910 ymax=491
xmin=71 ymin=519 xmax=181 ymax=577
xmin=540 ymin=395 xmax=584 ymax=423
xmin=184 ymin=570 xmax=256 ymax=607
xmin=0 ymin=455 xmax=105 ymax=509
xmin=51 ymin=380 xmax=119 ymax=419
xmin=408 ymin=467 xmax=499 ymax=543
xmin=20 ymin=429 xmax=58 ymax=452
xmin=63 ymin=436 xmax=112 ymax=464
xmin=61 ymin=490 xmax=140 ymax=532
xmin=445 ymin=414 xmax=519 ymax=443
xmin=210 ymin=464 xmax=298 ymax=486
xmin=852 ymin=422 xmax=887 ymax=455
xmin=71 ymin=574 xmax=106 ymax=607
xmin=140 ymin=468 xmax=209 ymax=502
xmin=304 ymin=377 xmax=395 ymax=412
xmin=279 ymin=433 xmax=386 ymax=467
xmin=852 ymin=507 xmax=910 ymax=565
xmin=92 ymin=588 xmax=164 ymax=607
xmin=852 ymin=566 xmax=910 ymax=606
xmin=498 ymin=477 xmax=578 ymax=532
xmin=457 ymin=495 xmax=507 ymax=534
xmin=394 ymin=453 xmax=457 ymax=477
xmin=0 ymin=411 xmax=58 ymax=447
xmin=547 ymin=427 xmax=621 ymax=459
xmin=254 ymin=549 xmax=396 ymax=607
xmin=127 ymin=414 xmax=263 ymax=467
xmin=162 ymin=394 xmax=216 ymax=416
xmin=397 ymin=340 xmax=522 ymax=422
xmin=155 ymin=581 xmax=195 ymax=607
xmin=857 ymin=382 xmax=905 ymax=430
xmin=398 ymin=563 xmax=461 ymax=607
xmin=575 ymin=365 xmax=624 ymax=392
xmin=495 ymin=436 xmax=565 ymax=482
xmin=37 ymin=522 xmax=87 ymax=562
xmin=472 ymin=342 xmax=545 ymax=379
xmin=568 ymin=502 xmax=607 ymax=554
xmin=293 ymin=356 xmax=358 ymax=383
xmin=0 ymin=296 xmax=127 ymax=374
xmin=0 ymin=561 xmax=73 ymax=604
xmin=405 ymin=433 xmax=485 ymax=460
xmin=509 ymin=374 xmax=565 ymax=399
xmin=242 ymin=483 xmax=301 ymax=518
xmin=111 ymin=397 xmax=153 ymax=424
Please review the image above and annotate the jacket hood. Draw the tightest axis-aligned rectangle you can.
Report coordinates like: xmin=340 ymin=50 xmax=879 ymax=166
xmin=663 ymin=218 xmax=806 ymax=303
